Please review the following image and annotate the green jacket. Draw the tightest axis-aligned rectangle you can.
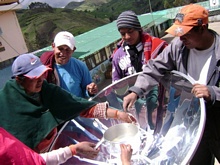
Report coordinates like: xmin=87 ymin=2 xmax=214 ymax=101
xmin=0 ymin=80 xmax=97 ymax=149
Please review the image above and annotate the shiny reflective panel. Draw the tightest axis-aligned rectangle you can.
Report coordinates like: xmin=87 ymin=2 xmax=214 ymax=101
xmin=49 ymin=71 xmax=205 ymax=165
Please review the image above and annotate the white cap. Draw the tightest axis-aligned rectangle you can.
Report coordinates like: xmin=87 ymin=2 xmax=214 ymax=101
xmin=54 ymin=31 xmax=75 ymax=50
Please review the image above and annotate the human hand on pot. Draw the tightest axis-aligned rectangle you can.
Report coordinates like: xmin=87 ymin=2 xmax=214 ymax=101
xmin=106 ymin=107 xmax=136 ymax=123
xmin=120 ymin=144 xmax=133 ymax=165
xmin=69 ymin=141 xmax=100 ymax=159
xmin=115 ymin=110 xmax=137 ymax=123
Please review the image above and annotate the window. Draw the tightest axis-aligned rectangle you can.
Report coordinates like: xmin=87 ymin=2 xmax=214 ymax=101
xmin=85 ymin=55 xmax=96 ymax=70
xmin=99 ymin=48 xmax=107 ymax=62
xmin=94 ymin=53 xmax=102 ymax=65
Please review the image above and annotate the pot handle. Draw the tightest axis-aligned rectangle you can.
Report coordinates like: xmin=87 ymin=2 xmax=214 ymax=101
xmin=95 ymin=137 xmax=105 ymax=150
xmin=128 ymin=113 xmax=138 ymax=123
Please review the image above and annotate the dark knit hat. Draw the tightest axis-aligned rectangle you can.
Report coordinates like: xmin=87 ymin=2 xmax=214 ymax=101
xmin=116 ymin=10 xmax=142 ymax=30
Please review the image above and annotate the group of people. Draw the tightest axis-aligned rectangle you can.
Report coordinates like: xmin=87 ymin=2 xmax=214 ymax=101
xmin=0 ymin=3 xmax=220 ymax=165
xmin=122 ymin=4 xmax=220 ymax=165
xmin=0 ymin=11 xmax=136 ymax=165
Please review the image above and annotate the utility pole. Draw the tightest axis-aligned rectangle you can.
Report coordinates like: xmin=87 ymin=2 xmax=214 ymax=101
xmin=148 ymin=0 xmax=156 ymax=36
xmin=148 ymin=0 xmax=154 ymax=23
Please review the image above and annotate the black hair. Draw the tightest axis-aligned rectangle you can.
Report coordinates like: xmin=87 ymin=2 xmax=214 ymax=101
xmin=191 ymin=24 xmax=208 ymax=32
xmin=16 ymin=75 xmax=26 ymax=83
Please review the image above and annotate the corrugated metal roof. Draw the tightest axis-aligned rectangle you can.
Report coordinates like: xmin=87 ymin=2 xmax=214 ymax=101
xmin=35 ymin=0 xmax=214 ymax=60
xmin=7 ymin=1 xmax=215 ymax=60
xmin=0 ymin=2 xmax=22 ymax=11
xmin=74 ymin=21 xmax=120 ymax=59
xmin=34 ymin=13 xmax=167 ymax=59
xmin=139 ymin=13 xmax=166 ymax=26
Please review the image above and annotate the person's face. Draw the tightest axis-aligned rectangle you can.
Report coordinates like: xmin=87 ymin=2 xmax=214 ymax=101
xmin=119 ymin=28 xmax=141 ymax=46
xmin=19 ymin=74 xmax=46 ymax=94
xmin=179 ymin=27 xmax=202 ymax=49
xmin=52 ymin=44 xmax=74 ymax=65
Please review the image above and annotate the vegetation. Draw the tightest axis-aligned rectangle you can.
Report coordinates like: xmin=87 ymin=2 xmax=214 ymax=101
xmin=74 ymin=0 xmax=207 ymax=21
xmin=16 ymin=8 xmax=109 ymax=52
xmin=67 ymin=0 xmax=111 ymax=11
xmin=16 ymin=0 xmax=207 ymax=52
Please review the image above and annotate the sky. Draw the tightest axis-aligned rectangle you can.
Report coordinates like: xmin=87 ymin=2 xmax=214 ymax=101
xmin=19 ymin=0 xmax=84 ymax=8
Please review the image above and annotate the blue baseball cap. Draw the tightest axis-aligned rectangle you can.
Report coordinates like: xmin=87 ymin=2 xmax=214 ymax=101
xmin=12 ymin=53 xmax=51 ymax=79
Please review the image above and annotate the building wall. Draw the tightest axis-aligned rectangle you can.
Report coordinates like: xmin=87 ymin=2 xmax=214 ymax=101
xmin=0 ymin=11 xmax=28 ymax=65
xmin=210 ymin=0 xmax=220 ymax=8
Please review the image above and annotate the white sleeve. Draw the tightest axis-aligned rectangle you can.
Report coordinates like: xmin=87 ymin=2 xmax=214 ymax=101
xmin=40 ymin=146 xmax=72 ymax=165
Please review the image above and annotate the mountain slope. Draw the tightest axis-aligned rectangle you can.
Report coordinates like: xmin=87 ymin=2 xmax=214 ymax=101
xmin=77 ymin=0 xmax=207 ymax=21
xmin=16 ymin=8 xmax=109 ymax=52
xmin=17 ymin=0 xmax=207 ymax=52
xmin=67 ymin=0 xmax=111 ymax=11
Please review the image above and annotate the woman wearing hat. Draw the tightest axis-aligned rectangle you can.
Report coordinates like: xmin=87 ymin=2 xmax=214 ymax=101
xmin=0 ymin=53 xmax=136 ymax=158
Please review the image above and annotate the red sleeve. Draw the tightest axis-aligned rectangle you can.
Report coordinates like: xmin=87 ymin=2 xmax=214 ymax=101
xmin=79 ymin=105 xmax=96 ymax=118
xmin=40 ymin=51 xmax=56 ymax=83
xmin=0 ymin=127 xmax=46 ymax=165
xmin=40 ymin=51 xmax=55 ymax=68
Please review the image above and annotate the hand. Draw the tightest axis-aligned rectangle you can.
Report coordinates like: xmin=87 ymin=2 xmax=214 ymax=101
xmin=117 ymin=111 xmax=137 ymax=123
xmin=87 ymin=82 xmax=98 ymax=95
xmin=191 ymin=83 xmax=211 ymax=101
xmin=123 ymin=92 xmax=138 ymax=112
xmin=120 ymin=144 xmax=133 ymax=165
xmin=70 ymin=141 xmax=100 ymax=159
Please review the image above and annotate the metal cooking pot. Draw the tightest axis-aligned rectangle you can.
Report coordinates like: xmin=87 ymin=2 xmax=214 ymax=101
xmin=95 ymin=123 xmax=141 ymax=155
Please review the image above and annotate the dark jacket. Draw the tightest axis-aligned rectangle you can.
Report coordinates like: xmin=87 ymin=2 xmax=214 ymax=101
xmin=0 ymin=80 xmax=97 ymax=149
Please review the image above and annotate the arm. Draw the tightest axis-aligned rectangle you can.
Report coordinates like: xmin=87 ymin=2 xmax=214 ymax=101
xmin=40 ymin=51 xmax=55 ymax=84
xmin=69 ymin=142 xmax=99 ymax=159
xmin=86 ymin=82 xmax=98 ymax=96
xmin=80 ymin=62 xmax=94 ymax=97
xmin=123 ymin=40 xmax=180 ymax=111
xmin=112 ymin=49 xmax=124 ymax=82
xmin=80 ymin=102 xmax=136 ymax=123
xmin=131 ymin=44 xmax=176 ymax=96
xmin=192 ymin=83 xmax=211 ymax=101
xmin=41 ymin=81 xmax=98 ymax=123
xmin=40 ymin=146 xmax=72 ymax=165
xmin=40 ymin=142 xmax=99 ymax=165
xmin=120 ymin=144 xmax=133 ymax=165
xmin=133 ymin=38 xmax=185 ymax=97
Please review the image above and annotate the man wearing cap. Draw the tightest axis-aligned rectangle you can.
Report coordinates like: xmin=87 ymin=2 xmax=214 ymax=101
xmin=0 ymin=53 xmax=135 ymax=156
xmin=40 ymin=31 xmax=100 ymax=138
xmin=122 ymin=4 xmax=220 ymax=165
xmin=111 ymin=10 xmax=167 ymax=130
xmin=40 ymin=31 xmax=98 ymax=98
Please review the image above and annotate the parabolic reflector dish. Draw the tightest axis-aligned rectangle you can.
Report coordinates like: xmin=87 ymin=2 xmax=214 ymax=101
xmin=49 ymin=71 xmax=206 ymax=165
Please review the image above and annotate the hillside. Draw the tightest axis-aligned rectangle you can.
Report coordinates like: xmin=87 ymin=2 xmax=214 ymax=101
xmin=16 ymin=0 xmax=207 ymax=52
xmin=90 ymin=0 xmax=157 ymax=21
xmin=67 ymin=0 xmax=111 ymax=11
xmin=88 ymin=0 xmax=207 ymax=21
xmin=16 ymin=8 xmax=110 ymax=52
